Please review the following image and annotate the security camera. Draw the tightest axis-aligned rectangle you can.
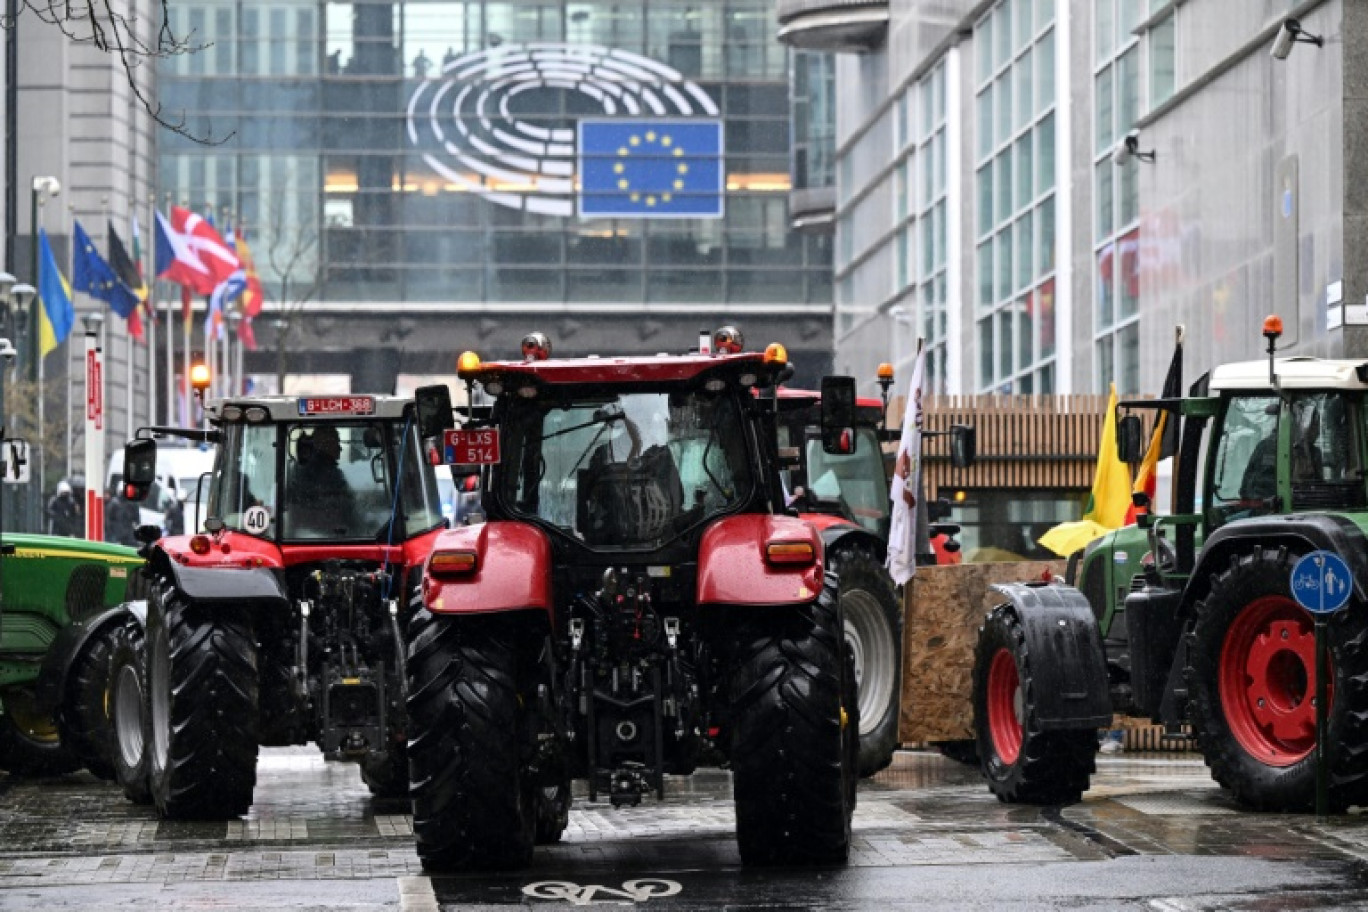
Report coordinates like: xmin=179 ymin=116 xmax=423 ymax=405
xmin=1112 ymin=136 xmax=1133 ymax=167
xmin=1271 ymin=18 xmax=1324 ymax=60
xmin=1271 ymin=21 xmax=1296 ymax=59
xmin=0 ymin=338 xmax=14 ymax=362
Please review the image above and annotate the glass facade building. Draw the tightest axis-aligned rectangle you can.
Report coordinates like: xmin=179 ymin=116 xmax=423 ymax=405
xmin=158 ymin=0 xmax=832 ymax=385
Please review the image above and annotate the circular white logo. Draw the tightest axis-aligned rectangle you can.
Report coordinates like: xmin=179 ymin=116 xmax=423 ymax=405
xmin=406 ymin=43 xmax=720 ymax=217
xmin=243 ymin=505 xmax=271 ymax=535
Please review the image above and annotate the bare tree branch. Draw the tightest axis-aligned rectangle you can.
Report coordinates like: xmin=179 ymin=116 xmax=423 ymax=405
xmin=9 ymin=0 xmax=228 ymax=144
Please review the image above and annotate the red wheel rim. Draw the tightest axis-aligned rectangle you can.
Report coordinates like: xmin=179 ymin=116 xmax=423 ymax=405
xmin=987 ymin=647 xmax=1022 ymax=764
xmin=1219 ymin=594 xmax=1331 ymax=766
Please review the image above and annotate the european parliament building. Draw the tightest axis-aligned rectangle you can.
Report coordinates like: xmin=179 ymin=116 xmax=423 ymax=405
xmin=159 ymin=0 xmax=834 ymax=392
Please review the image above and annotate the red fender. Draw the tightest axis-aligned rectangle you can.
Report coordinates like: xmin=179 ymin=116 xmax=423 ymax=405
xmin=422 ymin=521 xmax=553 ymax=617
xmin=697 ymin=514 xmax=824 ymax=606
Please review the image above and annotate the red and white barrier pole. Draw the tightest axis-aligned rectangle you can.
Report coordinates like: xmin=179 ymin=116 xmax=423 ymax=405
xmin=84 ymin=328 xmax=104 ymax=541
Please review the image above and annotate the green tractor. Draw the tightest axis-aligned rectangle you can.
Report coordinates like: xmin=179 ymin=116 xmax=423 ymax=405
xmin=1 ymin=531 xmax=145 ymax=778
xmin=973 ymin=317 xmax=1368 ymax=811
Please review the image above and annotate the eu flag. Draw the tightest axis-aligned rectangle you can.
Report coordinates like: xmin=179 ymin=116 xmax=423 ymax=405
xmin=578 ymin=120 xmax=723 ymax=218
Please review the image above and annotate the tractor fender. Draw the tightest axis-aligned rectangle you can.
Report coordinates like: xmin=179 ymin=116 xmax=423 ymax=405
xmin=140 ymin=543 xmax=289 ymax=611
xmin=1188 ymin=513 xmax=1368 ymax=609
xmin=422 ymin=521 xmax=553 ymax=617
xmin=817 ymin=522 xmax=886 ymax=564
xmin=697 ymin=514 xmax=824 ymax=606
xmin=33 ymin=601 xmax=144 ymax=718
xmin=988 ymin=582 xmax=1113 ymax=730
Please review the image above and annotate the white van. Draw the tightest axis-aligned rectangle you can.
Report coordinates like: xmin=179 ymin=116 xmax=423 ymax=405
xmin=107 ymin=443 xmax=218 ymax=533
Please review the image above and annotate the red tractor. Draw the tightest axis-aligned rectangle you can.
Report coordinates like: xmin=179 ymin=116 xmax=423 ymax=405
xmin=115 ymin=393 xmax=448 ymax=817
xmin=409 ymin=332 xmax=858 ymax=870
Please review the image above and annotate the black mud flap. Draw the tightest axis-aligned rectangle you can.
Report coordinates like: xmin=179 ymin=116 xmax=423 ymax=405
xmin=989 ymin=582 xmax=1112 ymax=730
xmin=166 ymin=563 xmax=288 ymax=610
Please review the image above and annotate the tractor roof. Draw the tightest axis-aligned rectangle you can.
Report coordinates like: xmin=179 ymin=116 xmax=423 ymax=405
xmin=204 ymin=394 xmax=413 ymax=422
xmin=466 ymin=350 xmax=781 ymax=386
xmin=1210 ymin=357 xmax=1368 ymax=393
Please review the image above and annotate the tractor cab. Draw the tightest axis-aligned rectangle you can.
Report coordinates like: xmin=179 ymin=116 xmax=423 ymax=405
xmin=127 ymin=395 xmax=445 ymax=549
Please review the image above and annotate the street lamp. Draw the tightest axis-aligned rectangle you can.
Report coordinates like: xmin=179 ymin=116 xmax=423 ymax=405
xmin=27 ymin=175 xmax=59 ymax=531
xmin=0 ymin=274 xmax=33 ymax=533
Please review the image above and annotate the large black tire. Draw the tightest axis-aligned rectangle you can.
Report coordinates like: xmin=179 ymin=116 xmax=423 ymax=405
xmin=109 ymin=621 xmax=152 ymax=804
xmin=361 ymin=743 xmax=409 ymax=799
xmin=146 ymin=584 xmax=259 ymax=819
xmin=56 ymin=626 xmax=119 ymax=781
xmin=0 ymin=688 xmax=81 ymax=776
xmin=973 ymin=605 xmax=1096 ymax=805
xmin=1187 ymin=547 xmax=1368 ymax=812
xmin=534 ymin=776 xmax=572 ymax=845
xmin=829 ymin=545 xmax=902 ymax=778
xmin=728 ymin=572 xmax=854 ymax=866
xmin=407 ymin=611 xmax=554 ymax=871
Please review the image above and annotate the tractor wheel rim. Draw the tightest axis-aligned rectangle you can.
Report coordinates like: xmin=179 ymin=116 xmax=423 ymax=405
xmin=844 ymin=589 xmax=895 ymax=736
xmin=0 ymin=691 xmax=60 ymax=743
xmin=113 ymin=664 xmax=144 ymax=769
xmin=987 ymin=648 xmax=1023 ymax=765
xmin=1219 ymin=594 xmax=1327 ymax=766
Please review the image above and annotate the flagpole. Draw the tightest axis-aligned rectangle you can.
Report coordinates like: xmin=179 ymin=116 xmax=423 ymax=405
xmin=143 ymin=196 xmax=157 ymax=433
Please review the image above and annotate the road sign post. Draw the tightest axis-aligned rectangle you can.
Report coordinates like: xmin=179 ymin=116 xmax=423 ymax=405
xmin=1290 ymin=549 xmax=1353 ymax=821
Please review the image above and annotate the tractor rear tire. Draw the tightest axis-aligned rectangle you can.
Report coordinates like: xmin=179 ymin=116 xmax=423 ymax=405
xmin=1187 ymin=547 xmax=1368 ymax=811
xmin=829 ymin=545 xmax=902 ymax=778
xmin=728 ymin=573 xmax=854 ymax=866
xmin=109 ymin=620 xmax=152 ymax=804
xmin=973 ymin=605 xmax=1096 ymax=805
xmin=407 ymin=611 xmax=544 ymax=871
xmin=0 ymin=687 xmax=81 ymax=777
xmin=147 ymin=584 xmax=259 ymax=819
xmin=57 ymin=625 xmax=119 ymax=781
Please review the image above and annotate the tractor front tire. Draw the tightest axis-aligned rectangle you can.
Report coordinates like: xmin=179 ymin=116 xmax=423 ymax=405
xmin=829 ymin=546 xmax=902 ymax=778
xmin=728 ymin=573 xmax=854 ymax=866
xmin=57 ymin=625 xmax=119 ymax=781
xmin=1187 ymin=547 xmax=1368 ymax=811
xmin=361 ymin=743 xmax=410 ymax=799
xmin=0 ymin=688 xmax=81 ymax=777
xmin=973 ymin=605 xmax=1096 ymax=805
xmin=147 ymin=585 xmax=259 ymax=819
xmin=109 ymin=620 xmax=152 ymax=804
xmin=407 ymin=611 xmax=543 ymax=871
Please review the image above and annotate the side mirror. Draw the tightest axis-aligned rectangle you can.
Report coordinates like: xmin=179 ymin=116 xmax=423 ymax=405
xmin=1116 ymin=414 xmax=1145 ymax=464
xmin=414 ymin=384 xmax=455 ymax=440
xmin=122 ymin=438 xmax=158 ymax=502
xmin=949 ymin=425 xmax=976 ymax=469
xmin=820 ymin=375 xmax=858 ymax=455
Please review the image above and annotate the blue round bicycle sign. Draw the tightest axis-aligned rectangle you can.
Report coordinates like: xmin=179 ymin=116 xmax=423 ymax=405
xmin=1291 ymin=550 xmax=1354 ymax=615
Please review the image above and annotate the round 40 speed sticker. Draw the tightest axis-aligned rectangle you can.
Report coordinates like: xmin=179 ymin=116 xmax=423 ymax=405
xmin=243 ymin=505 xmax=271 ymax=535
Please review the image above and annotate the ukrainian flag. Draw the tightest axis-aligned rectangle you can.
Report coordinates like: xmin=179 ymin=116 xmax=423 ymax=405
xmin=38 ymin=229 xmax=75 ymax=359
xmin=578 ymin=120 xmax=723 ymax=218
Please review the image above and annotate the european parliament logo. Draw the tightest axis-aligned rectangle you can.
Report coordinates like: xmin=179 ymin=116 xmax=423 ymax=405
xmin=578 ymin=120 xmax=724 ymax=219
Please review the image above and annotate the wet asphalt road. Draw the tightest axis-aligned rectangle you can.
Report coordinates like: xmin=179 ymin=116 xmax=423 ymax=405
xmin=3 ymin=749 xmax=1368 ymax=910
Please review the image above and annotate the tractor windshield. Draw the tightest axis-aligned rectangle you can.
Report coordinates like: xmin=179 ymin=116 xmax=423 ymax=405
xmin=209 ymin=420 xmax=442 ymax=541
xmin=500 ymin=389 xmax=754 ymax=549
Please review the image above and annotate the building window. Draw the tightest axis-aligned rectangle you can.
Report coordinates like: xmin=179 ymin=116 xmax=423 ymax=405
xmin=1094 ymin=0 xmax=1144 ymax=394
xmin=973 ymin=0 xmax=1056 ymax=394
xmin=1147 ymin=6 xmax=1176 ymax=108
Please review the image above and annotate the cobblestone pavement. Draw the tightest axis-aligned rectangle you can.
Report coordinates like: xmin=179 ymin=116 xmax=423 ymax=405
xmin=2 ymin=748 xmax=1368 ymax=909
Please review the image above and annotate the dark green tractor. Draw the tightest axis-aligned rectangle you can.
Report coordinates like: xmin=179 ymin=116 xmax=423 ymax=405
xmin=1 ymin=532 xmax=145 ymax=777
xmin=973 ymin=318 xmax=1368 ymax=811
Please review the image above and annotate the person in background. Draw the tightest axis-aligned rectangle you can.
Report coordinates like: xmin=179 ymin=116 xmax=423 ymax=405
xmin=104 ymin=480 xmax=141 ymax=547
xmin=46 ymin=480 xmax=80 ymax=537
xmin=163 ymin=487 xmax=185 ymax=536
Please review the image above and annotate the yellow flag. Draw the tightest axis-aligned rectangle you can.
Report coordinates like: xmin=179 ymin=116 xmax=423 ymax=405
xmin=1082 ymin=383 xmax=1132 ymax=529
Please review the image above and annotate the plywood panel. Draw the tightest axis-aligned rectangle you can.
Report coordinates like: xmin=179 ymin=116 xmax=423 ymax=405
xmin=899 ymin=561 xmax=1067 ymax=744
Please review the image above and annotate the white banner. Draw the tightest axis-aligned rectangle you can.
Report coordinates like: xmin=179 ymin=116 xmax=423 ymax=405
xmin=886 ymin=341 xmax=926 ymax=586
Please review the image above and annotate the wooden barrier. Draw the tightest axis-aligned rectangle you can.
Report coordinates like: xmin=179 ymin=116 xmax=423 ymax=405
xmin=898 ymin=560 xmax=1064 ymax=744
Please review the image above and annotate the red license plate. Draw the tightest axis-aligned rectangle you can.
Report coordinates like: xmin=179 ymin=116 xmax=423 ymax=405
xmin=298 ymin=396 xmax=375 ymax=416
xmin=443 ymin=428 xmax=500 ymax=465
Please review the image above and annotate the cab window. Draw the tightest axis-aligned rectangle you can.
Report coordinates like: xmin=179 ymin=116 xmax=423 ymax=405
xmin=1208 ymin=395 xmax=1279 ymax=525
xmin=208 ymin=423 xmax=278 ymax=535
